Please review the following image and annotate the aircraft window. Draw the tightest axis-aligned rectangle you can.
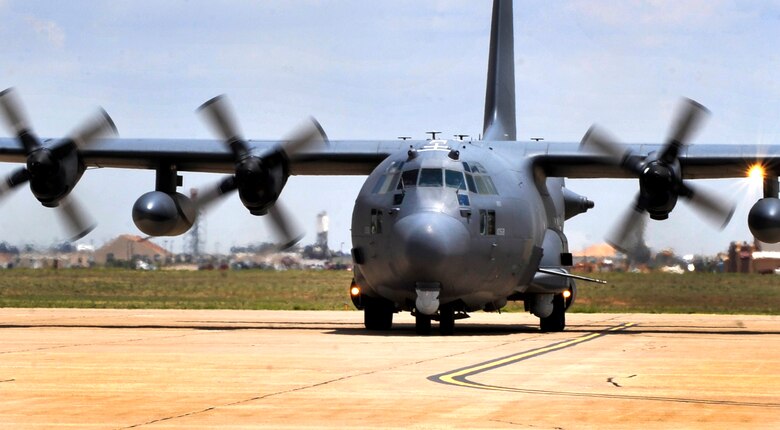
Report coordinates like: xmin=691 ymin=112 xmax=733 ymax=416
xmin=371 ymin=178 xmax=383 ymax=194
xmin=484 ymin=176 xmax=498 ymax=194
xmin=470 ymin=162 xmax=487 ymax=174
xmin=474 ymin=175 xmax=498 ymax=195
xmin=479 ymin=210 xmax=496 ymax=235
xmin=465 ymin=173 xmax=477 ymax=193
xmin=445 ymin=170 xmax=466 ymax=190
xmin=371 ymin=209 xmax=383 ymax=234
xmin=371 ymin=172 xmax=400 ymax=194
xmin=418 ymin=168 xmax=443 ymax=187
xmin=399 ymin=169 xmax=419 ymax=189
xmin=462 ymin=162 xmax=471 ymax=173
xmin=457 ymin=194 xmax=470 ymax=206
xmin=393 ymin=193 xmax=404 ymax=205
xmin=474 ymin=176 xmax=489 ymax=194
xmin=386 ymin=160 xmax=404 ymax=173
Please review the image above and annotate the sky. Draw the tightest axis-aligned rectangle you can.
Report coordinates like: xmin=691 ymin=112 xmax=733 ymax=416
xmin=0 ymin=0 xmax=779 ymax=255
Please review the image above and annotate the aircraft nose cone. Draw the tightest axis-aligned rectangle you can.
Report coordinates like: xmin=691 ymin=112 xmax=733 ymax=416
xmin=392 ymin=212 xmax=469 ymax=280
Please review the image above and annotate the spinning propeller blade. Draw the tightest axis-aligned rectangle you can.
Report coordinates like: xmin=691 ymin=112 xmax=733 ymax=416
xmin=581 ymin=98 xmax=735 ymax=248
xmin=195 ymin=94 xmax=326 ymax=248
xmin=0 ymin=88 xmax=117 ymax=241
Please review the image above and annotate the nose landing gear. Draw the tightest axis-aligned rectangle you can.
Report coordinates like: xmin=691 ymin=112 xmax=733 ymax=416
xmin=413 ymin=304 xmax=459 ymax=336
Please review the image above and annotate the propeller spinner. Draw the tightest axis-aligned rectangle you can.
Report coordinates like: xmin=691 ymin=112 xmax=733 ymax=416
xmin=195 ymin=95 xmax=327 ymax=250
xmin=0 ymin=88 xmax=117 ymax=240
xmin=581 ymin=98 xmax=736 ymax=254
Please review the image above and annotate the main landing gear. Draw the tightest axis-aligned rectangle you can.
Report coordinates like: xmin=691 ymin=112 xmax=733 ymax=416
xmin=539 ymin=293 xmax=565 ymax=332
xmin=363 ymin=296 xmax=394 ymax=331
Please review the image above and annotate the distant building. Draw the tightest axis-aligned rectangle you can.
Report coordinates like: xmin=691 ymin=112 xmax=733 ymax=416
xmin=572 ymin=243 xmax=620 ymax=272
xmin=725 ymin=240 xmax=780 ymax=274
xmin=94 ymin=235 xmax=169 ymax=265
xmin=573 ymin=243 xmax=616 ymax=259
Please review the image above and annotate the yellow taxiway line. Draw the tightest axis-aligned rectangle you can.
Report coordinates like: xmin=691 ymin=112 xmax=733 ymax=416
xmin=430 ymin=323 xmax=635 ymax=390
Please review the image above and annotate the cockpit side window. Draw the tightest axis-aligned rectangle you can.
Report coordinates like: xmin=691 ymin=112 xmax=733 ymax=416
xmin=418 ymin=168 xmax=443 ymax=187
xmin=474 ymin=175 xmax=498 ymax=194
xmin=465 ymin=173 xmax=477 ymax=193
xmin=470 ymin=162 xmax=487 ymax=174
xmin=399 ymin=169 xmax=419 ymax=189
xmin=372 ymin=172 xmax=401 ymax=194
xmin=445 ymin=170 xmax=466 ymax=190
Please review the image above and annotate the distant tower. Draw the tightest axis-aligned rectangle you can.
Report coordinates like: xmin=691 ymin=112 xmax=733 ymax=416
xmin=187 ymin=188 xmax=204 ymax=257
xmin=316 ymin=211 xmax=329 ymax=250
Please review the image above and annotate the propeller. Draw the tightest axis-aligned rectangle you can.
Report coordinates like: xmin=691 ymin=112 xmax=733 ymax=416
xmin=0 ymin=87 xmax=117 ymax=241
xmin=195 ymin=94 xmax=326 ymax=250
xmin=581 ymin=98 xmax=735 ymax=254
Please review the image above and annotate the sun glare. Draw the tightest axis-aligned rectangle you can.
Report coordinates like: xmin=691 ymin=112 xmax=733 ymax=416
xmin=747 ymin=164 xmax=765 ymax=181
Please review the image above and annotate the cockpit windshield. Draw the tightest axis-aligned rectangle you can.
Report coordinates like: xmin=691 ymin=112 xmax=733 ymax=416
xmin=445 ymin=170 xmax=466 ymax=190
xmin=418 ymin=168 xmax=443 ymax=187
xmin=373 ymin=163 xmax=498 ymax=195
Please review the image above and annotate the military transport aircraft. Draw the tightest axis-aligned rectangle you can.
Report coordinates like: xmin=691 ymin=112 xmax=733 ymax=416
xmin=0 ymin=0 xmax=778 ymax=335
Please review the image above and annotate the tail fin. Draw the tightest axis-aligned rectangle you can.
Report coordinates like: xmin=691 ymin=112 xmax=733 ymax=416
xmin=482 ymin=0 xmax=516 ymax=141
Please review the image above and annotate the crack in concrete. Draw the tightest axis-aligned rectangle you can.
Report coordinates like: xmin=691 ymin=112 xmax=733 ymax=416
xmin=0 ymin=329 xmax=220 ymax=355
xmin=490 ymin=419 xmax=564 ymax=429
xmin=118 ymin=337 xmax=529 ymax=429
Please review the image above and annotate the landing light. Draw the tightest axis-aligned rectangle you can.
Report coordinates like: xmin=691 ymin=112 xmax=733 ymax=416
xmin=747 ymin=164 xmax=765 ymax=180
xmin=562 ymin=290 xmax=572 ymax=299
xmin=350 ymin=286 xmax=361 ymax=297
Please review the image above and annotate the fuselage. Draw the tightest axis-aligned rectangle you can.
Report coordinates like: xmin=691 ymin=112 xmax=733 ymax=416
xmin=351 ymin=140 xmax=547 ymax=312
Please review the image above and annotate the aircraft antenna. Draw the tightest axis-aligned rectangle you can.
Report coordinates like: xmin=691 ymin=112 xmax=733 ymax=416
xmin=454 ymin=134 xmax=469 ymax=141
xmin=397 ymin=136 xmax=411 ymax=141
xmin=531 ymin=137 xmax=544 ymax=142
xmin=426 ymin=131 xmax=441 ymax=140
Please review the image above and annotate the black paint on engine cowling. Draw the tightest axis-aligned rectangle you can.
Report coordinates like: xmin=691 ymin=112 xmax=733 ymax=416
xmin=748 ymin=198 xmax=780 ymax=243
xmin=132 ymin=191 xmax=196 ymax=237
xmin=236 ymin=152 xmax=288 ymax=216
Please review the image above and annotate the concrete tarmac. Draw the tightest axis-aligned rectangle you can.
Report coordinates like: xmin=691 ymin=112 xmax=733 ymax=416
xmin=0 ymin=309 xmax=778 ymax=429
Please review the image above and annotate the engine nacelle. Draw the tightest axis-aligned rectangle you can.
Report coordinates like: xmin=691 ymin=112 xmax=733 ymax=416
xmin=639 ymin=158 xmax=681 ymax=220
xmin=235 ymin=154 xmax=288 ymax=216
xmin=132 ymin=191 xmax=196 ymax=236
xmin=748 ymin=198 xmax=780 ymax=243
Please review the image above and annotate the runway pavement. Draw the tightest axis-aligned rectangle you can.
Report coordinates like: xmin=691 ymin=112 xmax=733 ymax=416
xmin=0 ymin=309 xmax=778 ymax=429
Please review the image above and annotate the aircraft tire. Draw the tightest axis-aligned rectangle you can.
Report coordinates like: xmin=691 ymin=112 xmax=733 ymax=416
xmin=439 ymin=305 xmax=455 ymax=336
xmin=364 ymin=297 xmax=393 ymax=330
xmin=540 ymin=293 xmax=566 ymax=332
xmin=415 ymin=313 xmax=432 ymax=335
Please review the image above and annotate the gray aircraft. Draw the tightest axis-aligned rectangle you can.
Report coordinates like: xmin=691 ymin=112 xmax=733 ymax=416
xmin=0 ymin=0 xmax=778 ymax=334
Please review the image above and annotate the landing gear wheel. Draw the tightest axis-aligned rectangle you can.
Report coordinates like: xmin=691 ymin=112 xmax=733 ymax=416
xmin=439 ymin=305 xmax=455 ymax=336
xmin=364 ymin=297 xmax=393 ymax=331
xmin=415 ymin=313 xmax=432 ymax=335
xmin=540 ymin=293 xmax=566 ymax=332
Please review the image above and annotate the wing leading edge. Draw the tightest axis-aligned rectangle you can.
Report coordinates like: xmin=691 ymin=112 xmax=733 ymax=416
xmin=1 ymin=136 xmax=778 ymax=180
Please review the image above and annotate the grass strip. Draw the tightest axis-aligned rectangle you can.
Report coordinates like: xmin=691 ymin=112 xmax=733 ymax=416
xmin=0 ymin=269 xmax=776 ymax=314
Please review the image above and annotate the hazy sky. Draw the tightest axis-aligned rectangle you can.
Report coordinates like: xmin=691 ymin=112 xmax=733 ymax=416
xmin=0 ymin=0 xmax=778 ymax=255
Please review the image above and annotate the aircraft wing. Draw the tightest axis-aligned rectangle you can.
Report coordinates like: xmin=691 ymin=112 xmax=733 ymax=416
xmin=0 ymin=137 xmax=412 ymax=176
xmin=520 ymin=142 xmax=780 ymax=180
xmin=1 ymin=137 xmax=778 ymax=180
